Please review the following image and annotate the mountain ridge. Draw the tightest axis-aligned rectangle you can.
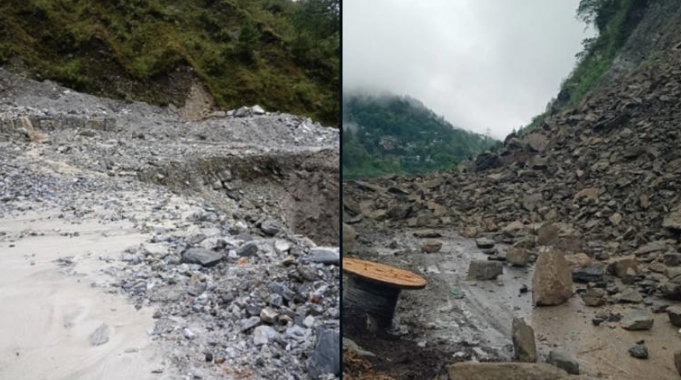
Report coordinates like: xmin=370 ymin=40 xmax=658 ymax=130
xmin=342 ymin=91 xmax=499 ymax=179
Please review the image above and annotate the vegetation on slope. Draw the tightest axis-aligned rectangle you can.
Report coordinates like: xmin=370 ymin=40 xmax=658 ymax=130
xmin=0 ymin=0 xmax=339 ymax=124
xmin=342 ymin=93 xmax=500 ymax=179
xmin=521 ymin=0 xmax=650 ymax=134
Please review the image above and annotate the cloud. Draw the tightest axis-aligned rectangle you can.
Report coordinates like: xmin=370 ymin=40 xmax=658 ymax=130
xmin=343 ymin=0 xmax=595 ymax=139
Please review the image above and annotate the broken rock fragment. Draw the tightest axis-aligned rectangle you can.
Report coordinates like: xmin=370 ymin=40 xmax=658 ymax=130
xmin=467 ymin=260 xmax=503 ymax=280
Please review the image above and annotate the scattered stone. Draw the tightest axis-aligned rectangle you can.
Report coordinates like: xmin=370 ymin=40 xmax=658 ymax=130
xmin=309 ymin=247 xmax=339 ymax=265
xmin=547 ymin=350 xmax=579 ymax=375
xmin=629 ymin=344 xmax=649 ymax=359
xmin=467 ymin=260 xmax=503 ymax=280
xmin=181 ymin=248 xmax=222 ymax=267
xmin=413 ymin=230 xmax=442 ymax=238
xmin=581 ymin=288 xmax=606 ymax=307
xmin=260 ymin=220 xmax=280 ymax=236
xmin=253 ymin=325 xmax=280 ymax=346
xmin=89 ymin=323 xmax=110 ymax=346
xmin=506 ymin=246 xmax=531 ymax=267
xmin=667 ymin=306 xmax=681 ymax=327
xmin=251 ymin=105 xmax=265 ymax=115
xmin=572 ymin=263 xmax=606 ymax=283
xmin=260 ymin=308 xmax=278 ymax=324
xmin=240 ymin=316 xmax=260 ymax=332
xmin=618 ymin=288 xmax=643 ymax=303
xmin=237 ymin=242 xmax=259 ymax=257
xmin=475 ymin=238 xmax=495 ymax=249
xmin=512 ymin=317 xmax=537 ymax=362
xmin=307 ymin=327 xmax=340 ymax=379
xmin=621 ymin=309 xmax=654 ymax=330
xmin=421 ymin=240 xmax=443 ymax=253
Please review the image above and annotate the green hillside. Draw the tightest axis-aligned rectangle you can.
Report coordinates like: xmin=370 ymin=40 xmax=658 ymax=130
xmin=0 ymin=0 xmax=339 ymax=124
xmin=342 ymin=93 xmax=500 ymax=179
xmin=521 ymin=0 xmax=650 ymax=133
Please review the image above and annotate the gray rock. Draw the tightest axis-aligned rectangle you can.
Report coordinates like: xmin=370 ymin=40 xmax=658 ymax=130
xmin=618 ymin=288 xmax=643 ymax=303
xmin=237 ymin=242 xmax=259 ymax=257
xmin=260 ymin=220 xmax=280 ymax=236
xmin=307 ymin=327 xmax=340 ymax=379
xmin=89 ymin=323 xmax=110 ymax=346
xmin=234 ymin=106 xmax=250 ymax=117
xmin=413 ymin=230 xmax=442 ymax=238
xmin=512 ymin=317 xmax=537 ymax=362
xmin=547 ymin=350 xmax=579 ymax=374
xmin=621 ymin=309 xmax=654 ymax=330
xmin=467 ymin=260 xmax=503 ymax=280
xmin=260 ymin=307 xmax=278 ymax=324
xmin=253 ymin=325 xmax=281 ymax=346
xmin=475 ymin=238 xmax=495 ymax=249
xmin=251 ymin=105 xmax=265 ymax=115
xmin=581 ymin=288 xmax=606 ymax=307
xmin=572 ymin=264 xmax=606 ymax=283
xmin=240 ymin=316 xmax=260 ymax=332
xmin=181 ymin=248 xmax=222 ymax=267
xmin=629 ymin=344 xmax=649 ymax=359
xmin=308 ymin=247 xmax=339 ymax=265
xmin=506 ymin=247 xmax=531 ymax=267
xmin=667 ymin=306 xmax=681 ymax=327
xmin=286 ymin=325 xmax=308 ymax=340
xmin=421 ymin=240 xmax=443 ymax=253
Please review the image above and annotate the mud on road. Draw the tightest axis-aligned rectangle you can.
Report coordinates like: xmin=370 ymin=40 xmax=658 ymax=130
xmin=343 ymin=225 xmax=681 ymax=380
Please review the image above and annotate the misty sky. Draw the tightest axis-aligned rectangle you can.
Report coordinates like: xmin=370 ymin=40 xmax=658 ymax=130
xmin=343 ymin=0 xmax=595 ymax=139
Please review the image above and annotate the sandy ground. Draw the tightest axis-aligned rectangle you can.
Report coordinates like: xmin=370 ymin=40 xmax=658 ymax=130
xmin=0 ymin=212 xmax=173 ymax=380
xmin=349 ymin=226 xmax=681 ymax=380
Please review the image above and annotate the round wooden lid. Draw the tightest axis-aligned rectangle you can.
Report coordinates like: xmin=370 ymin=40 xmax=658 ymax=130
xmin=342 ymin=257 xmax=427 ymax=289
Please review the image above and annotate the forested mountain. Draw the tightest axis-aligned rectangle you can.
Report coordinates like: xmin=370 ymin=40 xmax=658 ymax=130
xmin=0 ymin=0 xmax=339 ymax=123
xmin=342 ymin=93 xmax=499 ymax=178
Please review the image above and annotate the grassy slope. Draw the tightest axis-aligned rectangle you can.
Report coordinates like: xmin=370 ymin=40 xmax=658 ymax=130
xmin=342 ymin=94 xmax=500 ymax=179
xmin=0 ymin=0 xmax=339 ymax=124
xmin=520 ymin=0 xmax=649 ymax=135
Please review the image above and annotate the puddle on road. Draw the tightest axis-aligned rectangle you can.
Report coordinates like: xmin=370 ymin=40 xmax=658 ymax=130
xmin=352 ymin=226 xmax=681 ymax=379
xmin=0 ymin=212 xmax=172 ymax=380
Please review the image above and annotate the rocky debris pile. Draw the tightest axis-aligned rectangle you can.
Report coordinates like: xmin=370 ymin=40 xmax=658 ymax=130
xmin=115 ymin=211 xmax=341 ymax=379
xmin=343 ymin=51 xmax=681 ymax=376
xmin=0 ymin=65 xmax=339 ymax=379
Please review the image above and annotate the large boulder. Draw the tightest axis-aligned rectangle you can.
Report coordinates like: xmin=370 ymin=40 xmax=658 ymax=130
xmin=532 ymin=249 xmax=573 ymax=306
xmin=447 ymin=362 xmax=578 ymax=380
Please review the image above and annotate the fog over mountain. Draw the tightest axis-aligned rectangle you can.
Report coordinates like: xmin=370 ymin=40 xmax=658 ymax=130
xmin=343 ymin=0 xmax=595 ymax=138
